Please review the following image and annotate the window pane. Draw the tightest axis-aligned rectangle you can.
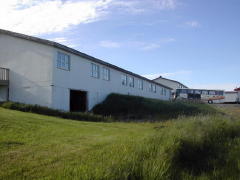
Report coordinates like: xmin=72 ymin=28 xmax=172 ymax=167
xmin=102 ymin=67 xmax=110 ymax=81
xmin=92 ymin=64 xmax=99 ymax=78
xmin=138 ymin=80 xmax=143 ymax=90
xmin=195 ymin=90 xmax=201 ymax=94
xmin=209 ymin=91 xmax=216 ymax=95
xmin=121 ymin=75 xmax=127 ymax=85
xmin=202 ymin=90 xmax=208 ymax=95
xmin=129 ymin=77 xmax=134 ymax=87
xmin=181 ymin=89 xmax=187 ymax=94
xmin=153 ymin=85 xmax=156 ymax=93
xmin=57 ymin=52 xmax=70 ymax=70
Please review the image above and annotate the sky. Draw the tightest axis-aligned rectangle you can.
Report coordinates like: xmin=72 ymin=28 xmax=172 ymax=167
xmin=0 ymin=0 xmax=239 ymax=90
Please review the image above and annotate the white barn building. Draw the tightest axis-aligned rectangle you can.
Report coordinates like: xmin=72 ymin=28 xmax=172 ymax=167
xmin=0 ymin=29 xmax=172 ymax=112
xmin=153 ymin=76 xmax=188 ymax=98
xmin=153 ymin=76 xmax=188 ymax=91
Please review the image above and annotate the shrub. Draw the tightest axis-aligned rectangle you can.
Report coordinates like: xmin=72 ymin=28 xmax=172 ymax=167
xmin=92 ymin=93 xmax=217 ymax=120
xmin=1 ymin=101 xmax=112 ymax=122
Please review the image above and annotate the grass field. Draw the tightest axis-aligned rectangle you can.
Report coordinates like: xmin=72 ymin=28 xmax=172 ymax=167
xmin=1 ymin=105 xmax=240 ymax=179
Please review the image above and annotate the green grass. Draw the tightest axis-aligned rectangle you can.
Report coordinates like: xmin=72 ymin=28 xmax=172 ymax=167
xmin=1 ymin=101 xmax=111 ymax=122
xmin=1 ymin=106 xmax=240 ymax=179
xmin=0 ymin=107 xmax=156 ymax=179
xmin=92 ymin=93 xmax=216 ymax=120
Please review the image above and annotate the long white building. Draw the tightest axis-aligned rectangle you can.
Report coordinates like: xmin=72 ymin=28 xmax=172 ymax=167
xmin=0 ymin=29 xmax=172 ymax=112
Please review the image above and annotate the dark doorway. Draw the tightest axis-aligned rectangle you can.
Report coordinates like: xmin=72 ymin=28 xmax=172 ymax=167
xmin=70 ymin=90 xmax=87 ymax=112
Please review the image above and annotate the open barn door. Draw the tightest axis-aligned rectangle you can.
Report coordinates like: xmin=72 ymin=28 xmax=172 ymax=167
xmin=70 ymin=90 xmax=87 ymax=112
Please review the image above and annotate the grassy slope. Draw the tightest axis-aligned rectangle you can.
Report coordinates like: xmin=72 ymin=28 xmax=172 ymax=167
xmin=92 ymin=93 xmax=216 ymax=120
xmin=0 ymin=108 xmax=156 ymax=179
xmin=1 ymin=105 xmax=240 ymax=179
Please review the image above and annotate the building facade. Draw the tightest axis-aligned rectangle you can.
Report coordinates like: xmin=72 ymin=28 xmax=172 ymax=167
xmin=153 ymin=76 xmax=188 ymax=91
xmin=224 ymin=91 xmax=240 ymax=103
xmin=0 ymin=29 xmax=172 ymax=111
xmin=153 ymin=76 xmax=188 ymax=99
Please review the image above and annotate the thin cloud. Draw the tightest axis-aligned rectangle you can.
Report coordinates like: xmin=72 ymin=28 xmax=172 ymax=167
xmin=0 ymin=0 xmax=112 ymax=35
xmin=185 ymin=21 xmax=201 ymax=28
xmin=99 ymin=41 xmax=121 ymax=48
xmin=109 ymin=0 xmax=178 ymax=14
xmin=99 ymin=38 xmax=176 ymax=50
xmin=0 ymin=0 xmax=179 ymax=35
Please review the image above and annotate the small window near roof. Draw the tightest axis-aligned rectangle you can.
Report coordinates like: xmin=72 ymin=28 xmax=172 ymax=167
xmin=57 ymin=52 xmax=70 ymax=71
xmin=102 ymin=67 xmax=110 ymax=81
xmin=91 ymin=63 xmax=100 ymax=78
xmin=121 ymin=75 xmax=127 ymax=86
xmin=164 ymin=88 xmax=167 ymax=96
xmin=152 ymin=84 xmax=156 ymax=93
xmin=128 ymin=76 xmax=134 ymax=87
xmin=137 ymin=79 xmax=143 ymax=90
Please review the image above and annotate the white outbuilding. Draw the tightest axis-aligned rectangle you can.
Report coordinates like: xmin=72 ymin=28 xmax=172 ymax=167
xmin=0 ymin=29 xmax=172 ymax=112
xmin=224 ymin=91 xmax=240 ymax=103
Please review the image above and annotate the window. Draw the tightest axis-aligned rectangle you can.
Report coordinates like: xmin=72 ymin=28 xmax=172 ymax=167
xmin=217 ymin=91 xmax=224 ymax=96
xmin=91 ymin=63 xmax=100 ymax=78
xmin=128 ymin=76 xmax=134 ymax=87
xmin=102 ymin=67 xmax=110 ymax=81
xmin=57 ymin=52 xmax=70 ymax=70
xmin=181 ymin=89 xmax=188 ymax=94
xmin=121 ymin=75 xmax=127 ymax=86
xmin=149 ymin=83 xmax=156 ymax=93
xmin=209 ymin=91 xmax=216 ymax=95
xmin=149 ymin=83 xmax=152 ymax=91
xmin=188 ymin=89 xmax=194 ymax=94
xmin=164 ymin=88 xmax=167 ymax=96
xmin=202 ymin=90 xmax=208 ymax=95
xmin=195 ymin=90 xmax=201 ymax=94
xmin=137 ymin=79 xmax=143 ymax=90
xmin=161 ymin=88 xmax=164 ymax=95
xmin=152 ymin=85 xmax=156 ymax=93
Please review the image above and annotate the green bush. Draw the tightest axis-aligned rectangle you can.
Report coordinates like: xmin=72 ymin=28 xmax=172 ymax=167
xmin=92 ymin=93 xmax=217 ymax=120
xmin=1 ymin=101 xmax=112 ymax=122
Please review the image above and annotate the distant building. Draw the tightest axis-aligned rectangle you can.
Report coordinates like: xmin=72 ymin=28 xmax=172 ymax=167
xmin=0 ymin=29 xmax=172 ymax=112
xmin=153 ymin=76 xmax=188 ymax=98
xmin=224 ymin=91 xmax=239 ymax=103
xmin=153 ymin=76 xmax=188 ymax=91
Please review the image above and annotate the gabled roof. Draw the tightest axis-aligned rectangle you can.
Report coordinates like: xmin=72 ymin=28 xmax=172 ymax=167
xmin=0 ymin=29 xmax=172 ymax=90
xmin=153 ymin=76 xmax=188 ymax=88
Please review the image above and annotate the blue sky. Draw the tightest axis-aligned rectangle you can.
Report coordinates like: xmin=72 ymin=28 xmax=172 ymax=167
xmin=1 ymin=0 xmax=239 ymax=90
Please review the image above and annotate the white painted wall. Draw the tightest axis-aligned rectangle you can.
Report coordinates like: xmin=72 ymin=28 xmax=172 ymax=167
xmin=0 ymin=33 xmax=171 ymax=111
xmin=224 ymin=92 xmax=238 ymax=103
xmin=154 ymin=78 xmax=187 ymax=91
xmin=52 ymin=49 xmax=171 ymax=111
xmin=0 ymin=34 xmax=54 ymax=107
xmin=0 ymin=86 xmax=8 ymax=101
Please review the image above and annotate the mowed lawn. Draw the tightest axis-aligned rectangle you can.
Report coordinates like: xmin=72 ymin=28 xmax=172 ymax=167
xmin=0 ymin=107 xmax=158 ymax=179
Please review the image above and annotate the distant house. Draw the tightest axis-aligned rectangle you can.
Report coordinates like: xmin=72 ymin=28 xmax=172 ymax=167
xmin=0 ymin=29 xmax=172 ymax=112
xmin=153 ymin=76 xmax=188 ymax=95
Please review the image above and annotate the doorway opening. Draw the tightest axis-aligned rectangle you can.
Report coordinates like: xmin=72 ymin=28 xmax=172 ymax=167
xmin=70 ymin=90 xmax=87 ymax=112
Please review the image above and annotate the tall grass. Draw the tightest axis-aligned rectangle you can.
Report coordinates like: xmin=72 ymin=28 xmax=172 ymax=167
xmin=93 ymin=93 xmax=217 ymax=120
xmin=56 ymin=115 xmax=240 ymax=180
